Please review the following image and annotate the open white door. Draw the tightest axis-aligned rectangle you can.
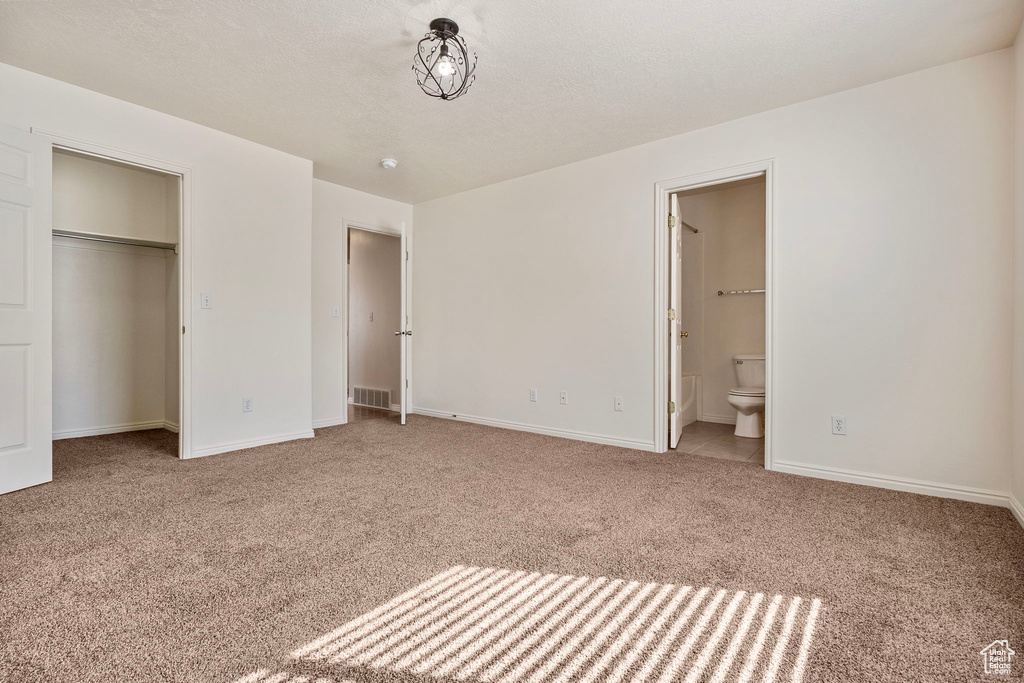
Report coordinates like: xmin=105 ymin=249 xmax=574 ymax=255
xmin=0 ymin=124 xmax=52 ymax=494
xmin=669 ymin=194 xmax=682 ymax=449
xmin=399 ymin=221 xmax=409 ymax=425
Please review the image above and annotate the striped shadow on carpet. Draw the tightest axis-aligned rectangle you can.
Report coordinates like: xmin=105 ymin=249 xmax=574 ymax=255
xmin=236 ymin=565 xmax=822 ymax=683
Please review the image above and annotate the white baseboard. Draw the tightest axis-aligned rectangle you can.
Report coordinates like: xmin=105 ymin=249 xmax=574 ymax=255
xmin=313 ymin=416 xmax=348 ymax=428
xmin=700 ymin=413 xmax=737 ymax=426
xmin=54 ymin=420 xmax=171 ymax=440
xmin=391 ymin=403 xmax=401 ymax=413
xmin=189 ymin=430 xmax=315 ymax=459
xmin=772 ymin=459 xmax=1013 ymax=509
xmin=412 ymin=407 xmax=656 ymax=452
xmin=1009 ymin=494 xmax=1024 ymax=530
xmin=163 ymin=421 xmax=179 ymax=433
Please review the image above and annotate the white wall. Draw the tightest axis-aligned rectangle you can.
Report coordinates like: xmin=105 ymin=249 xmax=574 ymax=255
xmin=677 ymin=181 xmax=766 ymax=423
xmin=312 ymin=179 xmax=412 ymax=427
xmin=413 ymin=50 xmax=1014 ymax=502
xmin=52 ymin=238 xmax=171 ymax=436
xmin=0 ymin=62 xmax=314 ymax=457
xmin=53 ymin=149 xmax=178 ymax=243
xmin=348 ymin=229 xmax=401 ymax=405
xmin=1013 ymin=26 xmax=1024 ymax=519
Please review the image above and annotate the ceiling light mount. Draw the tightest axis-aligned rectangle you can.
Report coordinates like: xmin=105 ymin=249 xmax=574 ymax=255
xmin=413 ymin=17 xmax=476 ymax=101
xmin=380 ymin=158 xmax=398 ymax=170
xmin=428 ymin=17 xmax=460 ymax=36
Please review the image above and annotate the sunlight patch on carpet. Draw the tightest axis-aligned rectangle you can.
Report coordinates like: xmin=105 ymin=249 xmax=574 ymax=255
xmin=235 ymin=565 xmax=822 ymax=683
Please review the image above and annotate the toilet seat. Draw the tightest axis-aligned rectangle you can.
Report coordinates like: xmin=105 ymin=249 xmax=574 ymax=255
xmin=728 ymin=387 xmax=765 ymax=397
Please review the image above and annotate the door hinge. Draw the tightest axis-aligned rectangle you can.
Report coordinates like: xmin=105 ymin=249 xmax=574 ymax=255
xmin=667 ymin=308 xmax=676 ymax=321
xmin=182 ymin=325 xmax=185 ymax=335
xmin=406 ymin=379 xmax=409 ymax=388
xmin=668 ymin=401 xmax=676 ymax=414
xmin=668 ymin=215 xmax=676 ymax=228
xmin=406 ymin=251 xmax=409 ymax=260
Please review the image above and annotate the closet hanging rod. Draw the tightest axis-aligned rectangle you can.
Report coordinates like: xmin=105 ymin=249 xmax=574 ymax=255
xmin=52 ymin=229 xmax=178 ymax=252
xmin=718 ymin=289 xmax=766 ymax=296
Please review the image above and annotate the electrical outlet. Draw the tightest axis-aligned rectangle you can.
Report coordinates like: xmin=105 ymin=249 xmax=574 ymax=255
xmin=332 ymin=305 xmax=340 ymax=318
xmin=200 ymin=292 xmax=213 ymax=309
xmin=832 ymin=415 xmax=846 ymax=435
xmin=560 ymin=391 xmax=568 ymax=405
xmin=243 ymin=397 xmax=254 ymax=413
xmin=529 ymin=388 xmax=538 ymax=402
xmin=614 ymin=396 xmax=624 ymax=412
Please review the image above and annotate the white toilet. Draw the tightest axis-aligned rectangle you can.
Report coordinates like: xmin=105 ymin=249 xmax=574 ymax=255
xmin=726 ymin=354 xmax=765 ymax=438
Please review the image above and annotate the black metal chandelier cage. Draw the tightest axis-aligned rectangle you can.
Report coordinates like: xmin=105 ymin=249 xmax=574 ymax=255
xmin=413 ymin=18 xmax=476 ymax=101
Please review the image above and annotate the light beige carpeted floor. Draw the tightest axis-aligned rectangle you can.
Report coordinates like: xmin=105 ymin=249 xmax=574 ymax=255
xmin=1 ymin=416 xmax=1022 ymax=682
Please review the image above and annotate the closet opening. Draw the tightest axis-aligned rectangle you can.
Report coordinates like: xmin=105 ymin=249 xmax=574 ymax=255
xmin=50 ymin=147 xmax=183 ymax=459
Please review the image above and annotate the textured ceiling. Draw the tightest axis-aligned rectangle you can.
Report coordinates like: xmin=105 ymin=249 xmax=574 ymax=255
xmin=1 ymin=0 xmax=1022 ymax=203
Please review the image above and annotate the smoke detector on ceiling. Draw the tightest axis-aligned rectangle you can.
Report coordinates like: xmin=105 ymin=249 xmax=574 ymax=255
xmin=381 ymin=158 xmax=398 ymax=170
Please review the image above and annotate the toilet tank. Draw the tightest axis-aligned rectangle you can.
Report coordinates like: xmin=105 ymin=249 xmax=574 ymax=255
xmin=733 ymin=354 xmax=765 ymax=388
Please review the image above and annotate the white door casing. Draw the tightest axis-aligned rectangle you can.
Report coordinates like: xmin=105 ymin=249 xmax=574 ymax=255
xmin=0 ymin=124 xmax=52 ymax=494
xmin=669 ymin=194 xmax=682 ymax=448
xmin=400 ymin=221 xmax=408 ymax=425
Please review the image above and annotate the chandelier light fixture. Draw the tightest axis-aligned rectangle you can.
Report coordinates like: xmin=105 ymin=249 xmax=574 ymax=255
xmin=413 ymin=18 xmax=476 ymax=101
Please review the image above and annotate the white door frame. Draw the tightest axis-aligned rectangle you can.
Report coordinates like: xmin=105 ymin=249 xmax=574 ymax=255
xmin=653 ymin=159 xmax=775 ymax=468
xmin=341 ymin=220 xmax=409 ymax=421
xmin=31 ymin=129 xmax=194 ymax=459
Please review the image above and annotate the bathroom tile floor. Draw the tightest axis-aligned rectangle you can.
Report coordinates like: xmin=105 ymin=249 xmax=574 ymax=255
xmin=674 ymin=420 xmax=764 ymax=464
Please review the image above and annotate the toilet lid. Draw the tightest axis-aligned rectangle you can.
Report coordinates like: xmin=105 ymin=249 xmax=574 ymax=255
xmin=729 ymin=386 xmax=765 ymax=397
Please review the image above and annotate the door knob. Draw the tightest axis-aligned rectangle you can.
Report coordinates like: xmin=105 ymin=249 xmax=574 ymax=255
xmin=680 ymin=331 xmax=689 ymax=338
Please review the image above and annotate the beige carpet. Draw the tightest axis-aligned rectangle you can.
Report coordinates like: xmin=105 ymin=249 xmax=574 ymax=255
xmin=0 ymin=416 xmax=1022 ymax=682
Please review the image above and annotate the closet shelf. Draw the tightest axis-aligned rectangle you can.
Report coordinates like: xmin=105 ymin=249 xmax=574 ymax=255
xmin=52 ymin=228 xmax=178 ymax=252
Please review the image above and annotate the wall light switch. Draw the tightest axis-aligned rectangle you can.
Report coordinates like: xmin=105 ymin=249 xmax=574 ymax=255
xmin=614 ymin=396 xmax=624 ymax=412
xmin=332 ymin=305 xmax=340 ymax=318
xmin=832 ymin=415 xmax=846 ymax=435
xmin=560 ymin=391 xmax=568 ymax=405
xmin=243 ymin=397 xmax=254 ymax=413
xmin=529 ymin=388 xmax=538 ymax=402
xmin=200 ymin=293 xmax=213 ymax=309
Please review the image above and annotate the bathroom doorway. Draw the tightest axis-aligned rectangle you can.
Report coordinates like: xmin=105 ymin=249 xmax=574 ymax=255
xmin=655 ymin=161 xmax=773 ymax=465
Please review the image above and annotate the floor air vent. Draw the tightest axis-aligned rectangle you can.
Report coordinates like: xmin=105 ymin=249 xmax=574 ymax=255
xmin=353 ymin=386 xmax=391 ymax=410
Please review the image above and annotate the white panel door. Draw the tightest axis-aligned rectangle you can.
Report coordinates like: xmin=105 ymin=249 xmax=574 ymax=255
xmin=400 ymin=221 xmax=408 ymax=425
xmin=0 ymin=124 xmax=52 ymax=494
xmin=669 ymin=194 xmax=682 ymax=448
xmin=680 ymin=231 xmax=704 ymax=425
